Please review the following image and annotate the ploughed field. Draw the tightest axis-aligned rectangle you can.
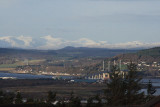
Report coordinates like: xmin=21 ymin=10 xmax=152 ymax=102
xmin=0 ymin=79 xmax=106 ymax=99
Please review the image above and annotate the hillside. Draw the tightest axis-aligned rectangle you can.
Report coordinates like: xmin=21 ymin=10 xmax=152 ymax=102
xmin=0 ymin=48 xmax=57 ymax=59
xmin=114 ymin=47 xmax=160 ymax=63
xmin=55 ymin=46 xmax=137 ymax=58
xmin=0 ymin=47 xmax=137 ymax=59
xmin=137 ymin=47 xmax=160 ymax=58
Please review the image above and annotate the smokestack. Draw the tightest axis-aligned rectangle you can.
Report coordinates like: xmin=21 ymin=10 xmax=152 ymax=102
xmin=103 ymin=61 xmax=105 ymax=71
xmin=114 ymin=60 xmax=116 ymax=66
xmin=108 ymin=61 xmax=110 ymax=71
xmin=119 ymin=60 xmax=121 ymax=71
xmin=27 ymin=60 xmax=29 ymax=65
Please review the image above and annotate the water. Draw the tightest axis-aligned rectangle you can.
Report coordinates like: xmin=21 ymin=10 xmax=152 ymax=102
xmin=73 ymin=79 xmax=97 ymax=83
xmin=141 ymin=78 xmax=160 ymax=87
xmin=0 ymin=72 xmax=73 ymax=79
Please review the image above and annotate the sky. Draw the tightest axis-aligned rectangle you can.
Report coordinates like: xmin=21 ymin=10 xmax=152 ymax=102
xmin=0 ymin=0 xmax=160 ymax=49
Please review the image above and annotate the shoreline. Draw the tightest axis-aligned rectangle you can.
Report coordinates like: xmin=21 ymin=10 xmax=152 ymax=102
xmin=1 ymin=72 xmax=160 ymax=80
xmin=1 ymin=71 xmax=79 ymax=77
xmin=0 ymin=72 xmax=76 ymax=80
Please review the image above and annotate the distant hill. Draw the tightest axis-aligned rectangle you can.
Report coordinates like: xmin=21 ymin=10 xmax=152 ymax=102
xmin=114 ymin=47 xmax=160 ymax=62
xmin=137 ymin=47 xmax=160 ymax=58
xmin=0 ymin=48 xmax=57 ymax=59
xmin=0 ymin=47 xmax=137 ymax=59
xmin=55 ymin=46 xmax=137 ymax=58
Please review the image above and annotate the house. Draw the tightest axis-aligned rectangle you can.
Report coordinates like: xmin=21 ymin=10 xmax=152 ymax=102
xmin=103 ymin=72 xmax=110 ymax=80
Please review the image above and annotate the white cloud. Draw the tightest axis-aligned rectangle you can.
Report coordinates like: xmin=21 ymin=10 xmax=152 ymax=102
xmin=72 ymin=38 xmax=101 ymax=47
xmin=38 ymin=35 xmax=65 ymax=49
xmin=1 ymin=35 xmax=160 ymax=50
xmin=0 ymin=36 xmax=18 ymax=47
xmin=46 ymin=36 xmax=160 ymax=49
xmin=0 ymin=36 xmax=33 ymax=48
xmin=112 ymin=41 xmax=160 ymax=49
xmin=16 ymin=35 xmax=32 ymax=47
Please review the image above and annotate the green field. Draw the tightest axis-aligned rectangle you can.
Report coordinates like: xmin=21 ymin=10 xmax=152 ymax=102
xmin=28 ymin=59 xmax=45 ymax=64
xmin=0 ymin=59 xmax=45 ymax=70
xmin=0 ymin=63 xmax=19 ymax=68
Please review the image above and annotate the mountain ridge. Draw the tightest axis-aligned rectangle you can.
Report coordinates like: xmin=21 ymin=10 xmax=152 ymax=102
xmin=0 ymin=46 xmax=137 ymax=58
xmin=114 ymin=47 xmax=160 ymax=63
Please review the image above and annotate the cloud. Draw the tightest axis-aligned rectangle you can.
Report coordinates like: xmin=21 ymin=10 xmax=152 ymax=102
xmin=72 ymin=38 xmax=101 ymax=47
xmin=37 ymin=36 xmax=160 ymax=49
xmin=112 ymin=41 xmax=160 ymax=49
xmin=0 ymin=36 xmax=32 ymax=48
xmin=16 ymin=35 xmax=32 ymax=47
xmin=0 ymin=35 xmax=160 ymax=50
xmin=0 ymin=36 xmax=18 ymax=47
xmin=38 ymin=35 xmax=66 ymax=49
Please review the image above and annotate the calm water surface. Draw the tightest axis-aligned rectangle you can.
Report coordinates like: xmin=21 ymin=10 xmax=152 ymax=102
xmin=0 ymin=72 xmax=73 ymax=79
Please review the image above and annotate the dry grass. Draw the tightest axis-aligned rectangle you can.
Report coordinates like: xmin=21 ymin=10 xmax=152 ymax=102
xmin=1 ymin=83 xmax=106 ymax=99
xmin=0 ymin=68 xmax=15 ymax=71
